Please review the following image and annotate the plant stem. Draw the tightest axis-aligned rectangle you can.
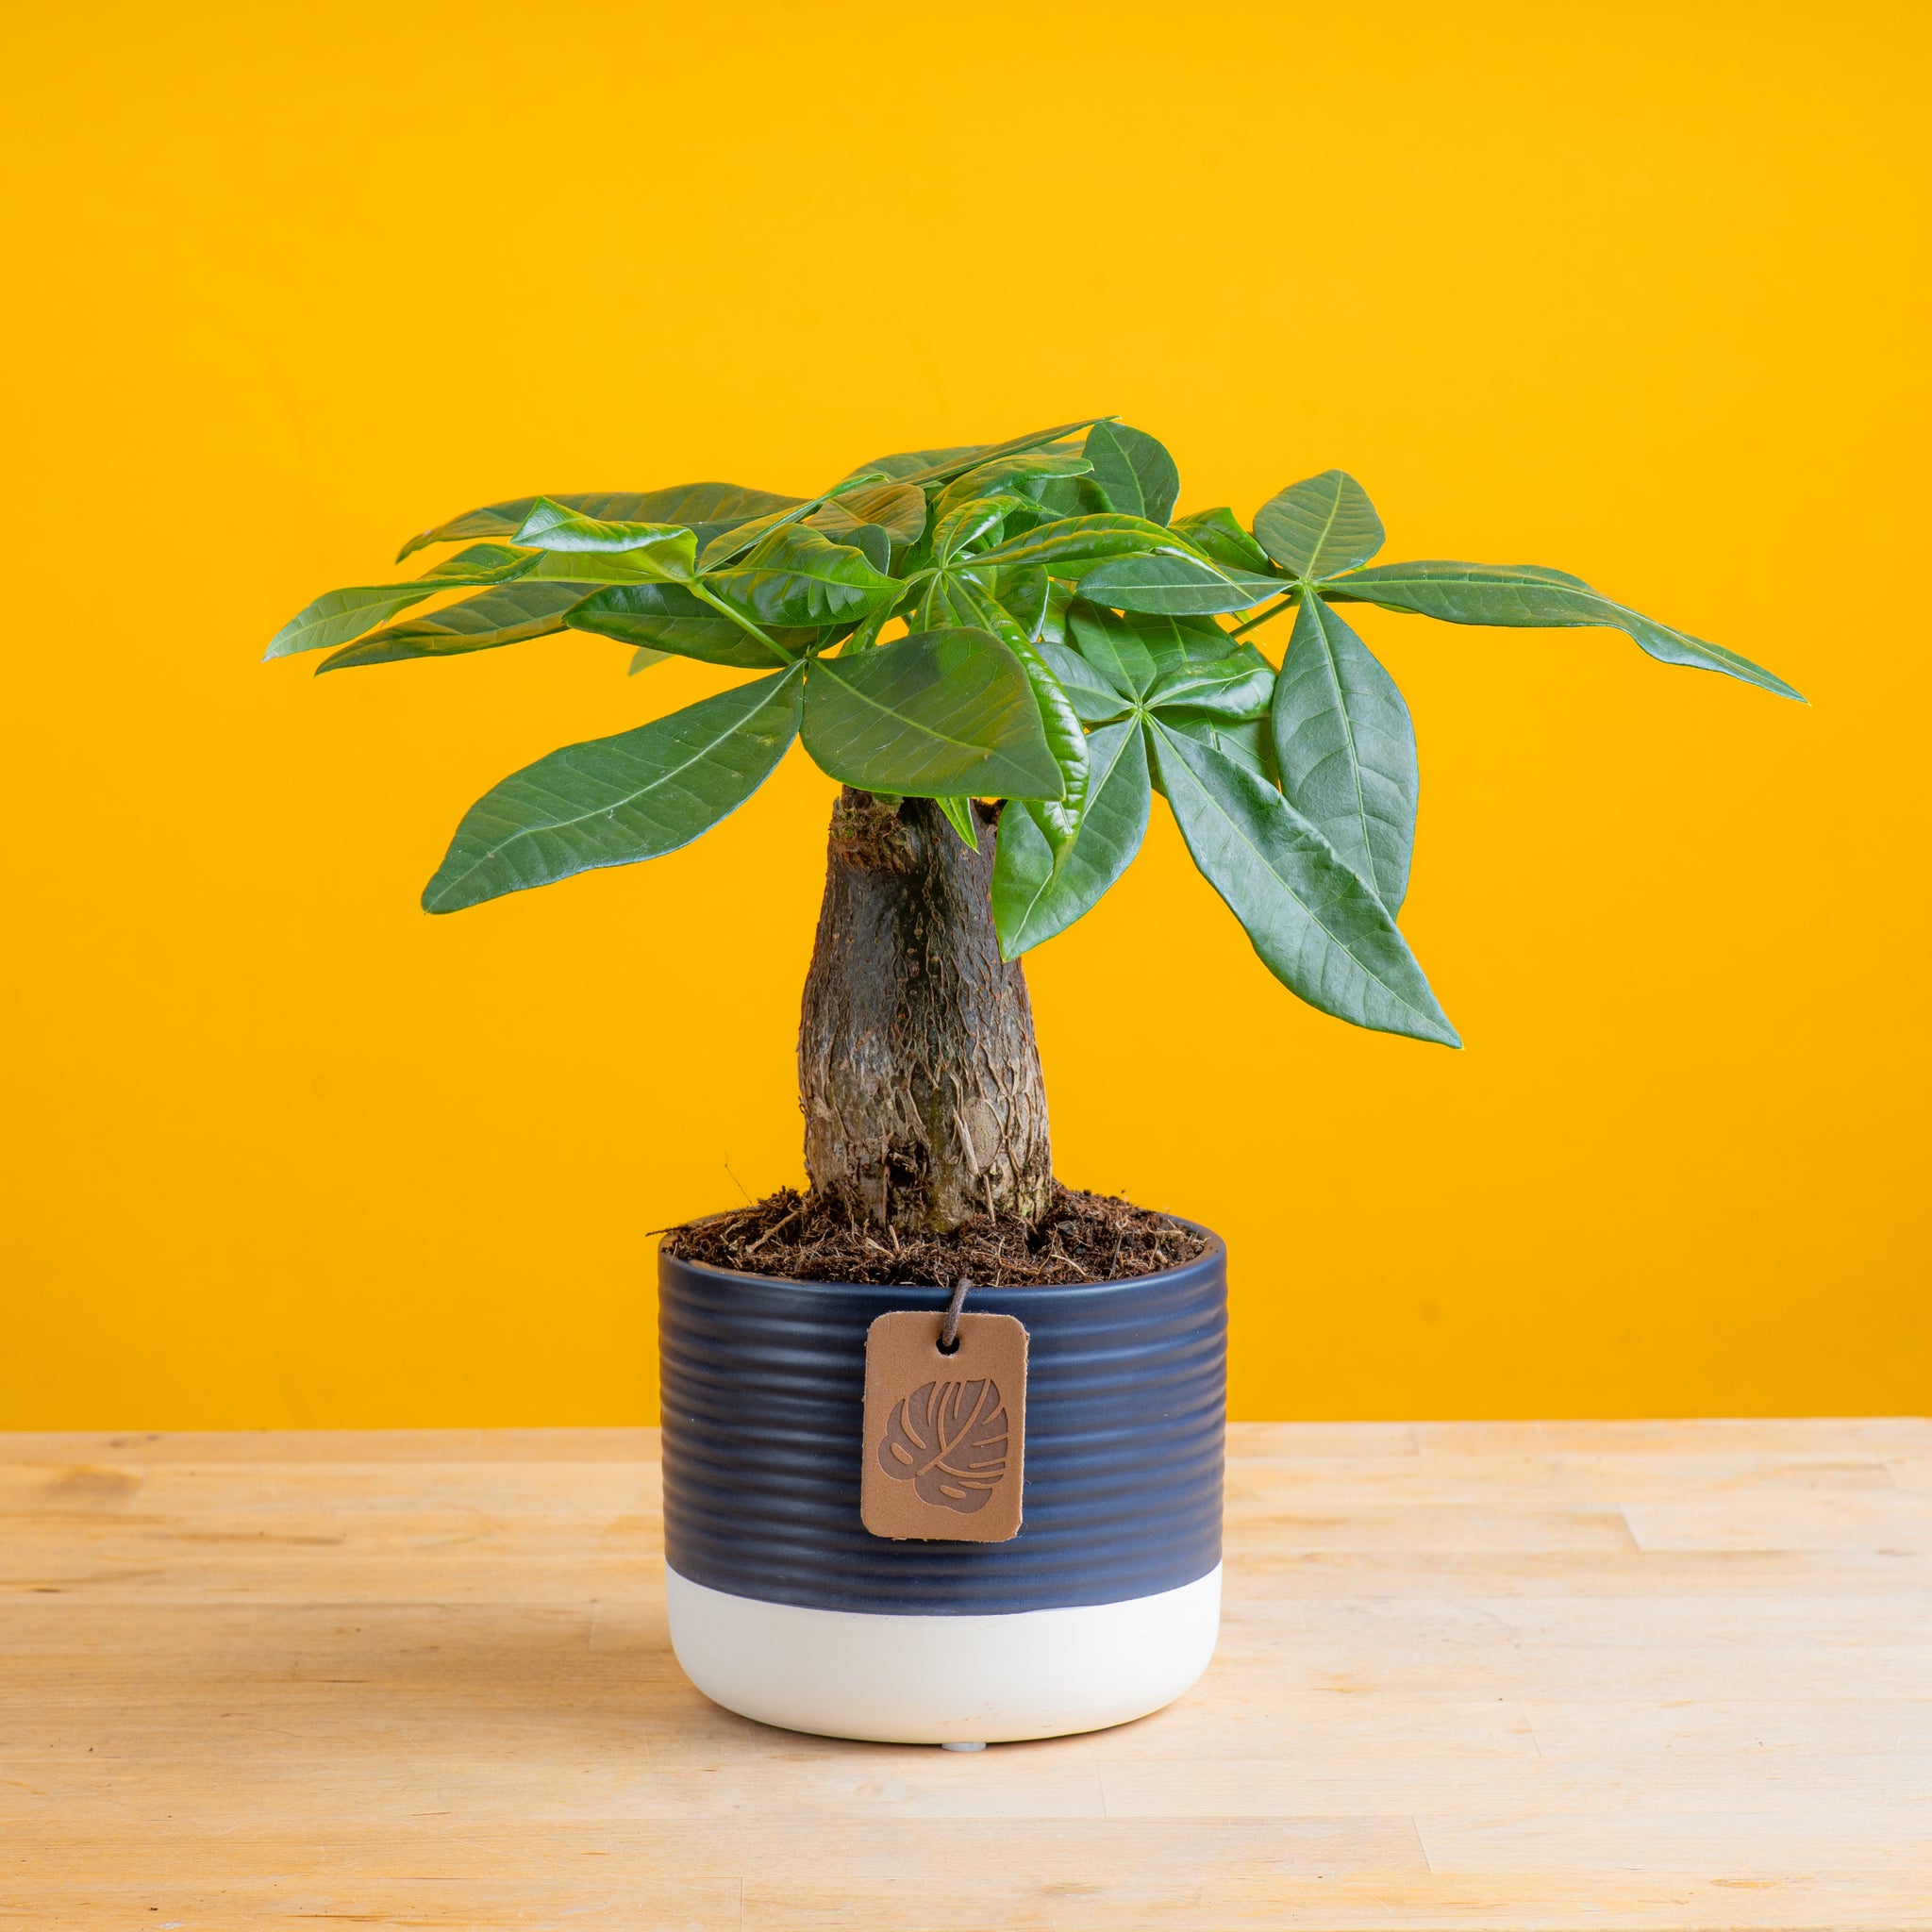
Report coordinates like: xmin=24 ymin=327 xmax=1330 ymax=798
xmin=799 ymin=791 xmax=1053 ymax=1233
xmin=1228 ymin=591 xmax=1302 ymax=639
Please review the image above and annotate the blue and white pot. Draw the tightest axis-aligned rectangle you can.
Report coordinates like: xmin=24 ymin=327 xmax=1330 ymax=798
xmin=658 ymin=1235 xmax=1226 ymax=1745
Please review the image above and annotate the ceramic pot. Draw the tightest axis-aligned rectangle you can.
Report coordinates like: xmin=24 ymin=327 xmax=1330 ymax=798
xmin=658 ymin=1233 xmax=1225 ymax=1745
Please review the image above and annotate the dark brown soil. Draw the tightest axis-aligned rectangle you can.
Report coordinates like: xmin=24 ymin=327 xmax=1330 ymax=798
xmin=663 ymin=1182 xmax=1210 ymax=1288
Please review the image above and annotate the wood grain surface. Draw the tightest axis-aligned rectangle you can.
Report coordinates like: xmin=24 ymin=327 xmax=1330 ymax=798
xmin=3 ymin=1419 xmax=1926 ymax=1929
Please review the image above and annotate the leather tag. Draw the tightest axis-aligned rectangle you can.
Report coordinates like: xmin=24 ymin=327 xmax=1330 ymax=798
xmin=860 ymin=1309 xmax=1026 ymax=1542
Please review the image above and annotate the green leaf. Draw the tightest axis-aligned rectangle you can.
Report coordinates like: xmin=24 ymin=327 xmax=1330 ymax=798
xmin=512 ymin=498 xmax=697 ymax=577
xmin=934 ymin=453 xmax=1093 ymax=524
xmin=1172 ymin=506 xmax=1273 ymax=575
xmin=934 ymin=795 xmax=981 ymax=850
xmin=629 ymin=648 xmax=670 ymax=675
xmin=521 ymin=548 xmax=703 ymax=587
xmin=564 ymin=582 xmax=803 ymax=668
xmin=1328 ymin=560 xmax=1804 ymax=700
xmin=967 ymin=590 xmax=1092 ymax=851
xmin=1128 ymin=610 xmax=1248 ymax=673
xmin=1021 ymin=569 xmax=1075 ymax=644
xmin=695 ymin=483 xmax=879 ymax=572
xmin=853 ymin=420 xmax=1111 ymax=491
xmin=932 ymin=495 xmax=1031 ymax=565
xmin=1145 ymin=648 xmax=1276 ymax=720
xmin=317 ymin=582 xmax=594 ymax=673
xmin=396 ymin=484 xmax=802 ymax=561
xmin=843 ymin=523 xmax=892 ymax=574
xmin=1082 ymin=422 xmax=1180 ymax=524
xmin=802 ymin=628 xmax=1063 ymax=800
xmin=1147 ymin=722 xmax=1457 ymax=1045
xmin=909 ymin=565 xmax=970 ymax=635
xmin=1253 ymin=471 xmax=1385 ymax=580
xmin=992 ymin=722 xmax=1152 ymax=958
xmin=422 ymin=665 xmax=806 ymax=913
xmin=1078 ymin=551 xmax=1283 ymax=615
xmin=418 ymin=542 xmax=535 ymax=576
xmin=1065 ymin=603 xmax=1240 ymax=697
xmin=1066 ymin=601 xmax=1158 ymax=698
xmin=1272 ymin=592 xmax=1418 ymax=912
xmin=1158 ymin=709 xmax=1278 ymax=787
xmin=264 ymin=544 xmax=537 ymax=659
xmin=707 ymin=523 xmax=898 ymax=627
xmin=1036 ymin=640 xmax=1134 ymax=723
xmin=808 ymin=479 xmax=927 ymax=545
xmin=1026 ymin=474 xmax=1112 ymax=522
xmin=966 ymin=511 xmax=1185 ymax=575
xmin=845 ymin=444 xmax=989 ymax=485
xmin=988 ymin=564 xmax=1060 ymax=644
xmin=840 ymin=592 xmax=911 ymax=656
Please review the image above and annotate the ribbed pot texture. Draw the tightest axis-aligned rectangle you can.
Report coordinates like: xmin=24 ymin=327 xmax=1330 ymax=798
xmin=658 ymin=1234 xmax=1226 ymax=1616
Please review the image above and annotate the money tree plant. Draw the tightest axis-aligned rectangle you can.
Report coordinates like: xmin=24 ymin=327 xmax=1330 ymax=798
xmin=267 ymin=418 xmax=1799 ymax=1236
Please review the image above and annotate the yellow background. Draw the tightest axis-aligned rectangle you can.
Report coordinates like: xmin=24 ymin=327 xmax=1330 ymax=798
xmin=4 ymin=2 xmax=1925 ymax=1427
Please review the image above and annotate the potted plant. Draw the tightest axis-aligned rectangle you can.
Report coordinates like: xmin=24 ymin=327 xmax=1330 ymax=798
xmin=269 ymin=418 xmax=1798 ymax=1746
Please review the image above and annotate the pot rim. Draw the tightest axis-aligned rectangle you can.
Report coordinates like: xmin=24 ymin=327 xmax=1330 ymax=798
xmin=657 ymin=1214 xmax=1224 ymax=1300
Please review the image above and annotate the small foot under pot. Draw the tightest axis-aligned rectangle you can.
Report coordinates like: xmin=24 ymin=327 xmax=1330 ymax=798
xmin=658 ymin=1236 xmax=1226 ymax=1746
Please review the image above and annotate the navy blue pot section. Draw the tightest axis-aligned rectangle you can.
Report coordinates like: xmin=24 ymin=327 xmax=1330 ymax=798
xmin=658 ymin=1235 xmax=1226 ymax=1616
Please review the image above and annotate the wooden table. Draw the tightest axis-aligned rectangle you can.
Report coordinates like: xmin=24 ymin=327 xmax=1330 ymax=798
xmin=4 ymin=1420 xmax=1926 ymax=1929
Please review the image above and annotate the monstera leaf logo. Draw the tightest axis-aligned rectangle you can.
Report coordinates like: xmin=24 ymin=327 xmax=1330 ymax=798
xmin=875 ymin=1378 xmax=1009 ymax=1512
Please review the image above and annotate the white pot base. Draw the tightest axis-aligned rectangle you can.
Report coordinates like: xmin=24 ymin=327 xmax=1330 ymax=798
xmin=665 ymin=1564 xmax=1222 ymax=1745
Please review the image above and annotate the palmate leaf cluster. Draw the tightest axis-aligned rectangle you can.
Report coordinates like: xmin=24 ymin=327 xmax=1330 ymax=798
xmin=268 ymin=419 xmax=1801 ymax=1048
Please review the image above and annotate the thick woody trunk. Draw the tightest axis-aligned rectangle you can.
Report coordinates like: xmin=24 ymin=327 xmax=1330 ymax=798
xmin=798 ymin=790 xmax=1054 ymax=1234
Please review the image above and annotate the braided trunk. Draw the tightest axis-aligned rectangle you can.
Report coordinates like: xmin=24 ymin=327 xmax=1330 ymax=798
xmin=798 ymin=790 xmax=1054 ymax=1233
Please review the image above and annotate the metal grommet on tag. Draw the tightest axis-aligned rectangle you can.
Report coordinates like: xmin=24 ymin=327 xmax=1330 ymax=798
xmin=861 ymin=1296 xmax=1027 ymax=1543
